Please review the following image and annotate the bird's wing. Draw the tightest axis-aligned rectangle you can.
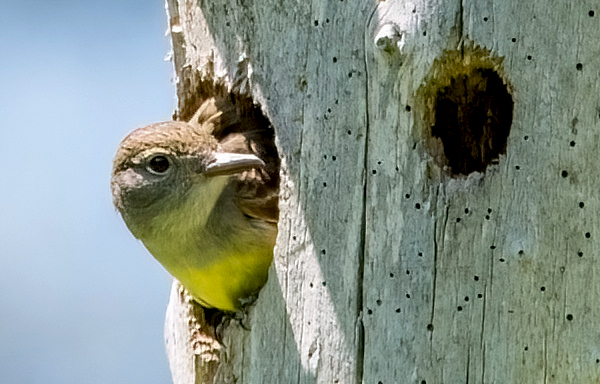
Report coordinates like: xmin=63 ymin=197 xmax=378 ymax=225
xmin=220 ymin=131 xmax=279 ymax=224
xmin=189 ymin=97 xmax=240 ymax=136
xmin=191 ymin=96 xmax=279 ymax=224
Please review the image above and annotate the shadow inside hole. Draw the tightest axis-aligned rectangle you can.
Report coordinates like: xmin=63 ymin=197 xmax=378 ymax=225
xmin=432 ymin=68 xmax=513 ymax=175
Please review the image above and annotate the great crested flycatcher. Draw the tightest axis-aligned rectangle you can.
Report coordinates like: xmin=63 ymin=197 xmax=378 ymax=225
xmin=111 ymin=96 xmax=278 ymax=311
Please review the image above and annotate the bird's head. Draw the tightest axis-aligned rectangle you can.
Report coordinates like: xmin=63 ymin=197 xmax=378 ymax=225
xmin=111 ymin=121 xmax=264 ymax=238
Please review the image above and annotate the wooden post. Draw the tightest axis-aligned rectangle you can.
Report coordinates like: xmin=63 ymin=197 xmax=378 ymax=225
xmin=163 ymin=0 xmax=600 ymax=382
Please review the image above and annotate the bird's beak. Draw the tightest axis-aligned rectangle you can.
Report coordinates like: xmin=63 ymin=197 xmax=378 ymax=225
xmin=204 ymin=152 xmax=265 ymax=177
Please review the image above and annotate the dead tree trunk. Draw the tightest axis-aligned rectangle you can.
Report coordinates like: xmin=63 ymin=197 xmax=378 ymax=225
xmin=163 ymin=0 xmax=600 ymax=382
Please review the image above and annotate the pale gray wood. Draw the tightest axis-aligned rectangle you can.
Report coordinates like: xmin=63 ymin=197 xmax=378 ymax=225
xmin=164 ymin=0 xmax=371 ymax=382
xmin=163 ymin=0 xmax=600 ymax=382
xmin=364 ymin=1 xmax=600 ymax=383
xmin=164 ymin=281 xmax=225 ymax=383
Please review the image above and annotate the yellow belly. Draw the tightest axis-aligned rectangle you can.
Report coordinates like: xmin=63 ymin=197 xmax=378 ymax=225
xmin=169 ymin=249 xmax=273 ymax=311
xmin=138 ymin=180 xmax=276 ymax=311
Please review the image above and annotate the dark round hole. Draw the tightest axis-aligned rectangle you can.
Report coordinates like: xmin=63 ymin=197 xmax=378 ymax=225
xmin=430 ymin=68 xmax=513 ymax=175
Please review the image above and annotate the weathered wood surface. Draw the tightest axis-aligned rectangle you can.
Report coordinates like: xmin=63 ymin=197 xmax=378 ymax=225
xmin=163 ymin=0 xmax=600 ymax=382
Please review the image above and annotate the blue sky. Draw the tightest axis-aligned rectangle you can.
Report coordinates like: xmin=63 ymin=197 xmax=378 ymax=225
xmin=0 ymin=1 xmax=175 ymax=382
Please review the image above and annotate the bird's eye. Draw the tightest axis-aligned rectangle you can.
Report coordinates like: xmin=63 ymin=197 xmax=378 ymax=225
xmin=147 ymin=155 xmax=171 ymax=174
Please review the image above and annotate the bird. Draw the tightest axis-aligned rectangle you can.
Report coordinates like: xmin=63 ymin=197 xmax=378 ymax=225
xmin=111 ymin=95 xmax=279 ymax=312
